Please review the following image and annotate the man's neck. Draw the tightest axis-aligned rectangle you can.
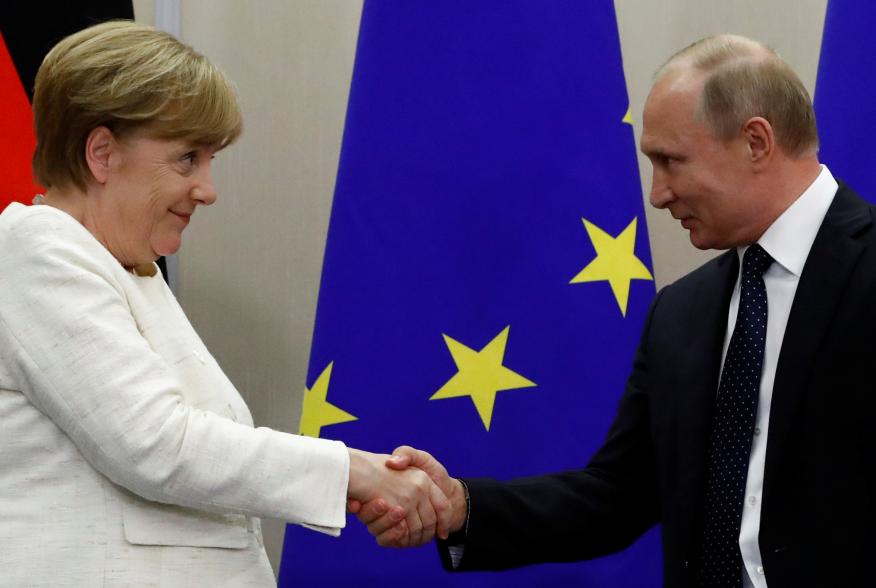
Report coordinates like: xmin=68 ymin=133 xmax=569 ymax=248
xmin=744 ymin=155 xmax=822 ymax=246
xmin=772 ymin=155 xmax=823 ymax=210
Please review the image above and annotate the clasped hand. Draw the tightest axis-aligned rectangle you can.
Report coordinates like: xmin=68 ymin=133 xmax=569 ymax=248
xmin=347 ymin=446 xmax=466 ymax=548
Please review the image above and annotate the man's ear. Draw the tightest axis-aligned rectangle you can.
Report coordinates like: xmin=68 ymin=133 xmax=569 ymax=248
xmin=742 ymin=116 xmax=774 ymax=171
xmin=84 ymin=126 xmax=117 ymax=185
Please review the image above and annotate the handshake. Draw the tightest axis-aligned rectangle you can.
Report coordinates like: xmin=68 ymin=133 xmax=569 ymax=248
xmin=346 ymin=446 xmax=466 ymax=548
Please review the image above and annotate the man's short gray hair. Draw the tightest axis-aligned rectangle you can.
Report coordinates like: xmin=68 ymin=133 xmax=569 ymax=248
xmin=658 ymin=34 xmax=818 ymax=157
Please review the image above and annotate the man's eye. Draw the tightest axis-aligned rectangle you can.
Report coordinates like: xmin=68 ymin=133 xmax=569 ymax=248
xmin=648 ymin=154 xmax=673 ymax=167
xmin=181 ymin=152 xmax=197 ymax=165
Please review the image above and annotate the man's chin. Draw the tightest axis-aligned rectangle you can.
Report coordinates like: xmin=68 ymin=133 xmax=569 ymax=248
xmin=687 ymin=230 xmax=715 ymax=250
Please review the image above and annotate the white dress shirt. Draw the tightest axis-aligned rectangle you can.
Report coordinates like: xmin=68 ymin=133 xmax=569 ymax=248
xmin=722 ymin=165 xmax=837 ymax=588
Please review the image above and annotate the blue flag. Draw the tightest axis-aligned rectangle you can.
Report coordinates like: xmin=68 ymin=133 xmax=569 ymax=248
xmin=280 ymin=1 xmax=660 ymax=586
xmin=815 ymin=1 xmax=876 ymax=202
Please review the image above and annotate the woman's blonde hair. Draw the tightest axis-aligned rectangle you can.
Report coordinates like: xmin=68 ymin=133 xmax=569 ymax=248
xmin=33 ymin=20 xmax=243 ymax=191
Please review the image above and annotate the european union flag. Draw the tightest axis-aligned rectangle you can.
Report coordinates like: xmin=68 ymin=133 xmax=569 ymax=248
xmin=280 ymin=1 xmax=660 ymax=586
xmin=815 ymin=1 xmax=876 ymax=203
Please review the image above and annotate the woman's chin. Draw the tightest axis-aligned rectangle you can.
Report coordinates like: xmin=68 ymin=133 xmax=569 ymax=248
xmin=153 ymin=238 xmax=182 ymax=258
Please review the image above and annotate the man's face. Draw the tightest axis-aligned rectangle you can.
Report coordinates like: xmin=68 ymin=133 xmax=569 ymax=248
xmin=640 ymin=73 xmax=758 ymax=250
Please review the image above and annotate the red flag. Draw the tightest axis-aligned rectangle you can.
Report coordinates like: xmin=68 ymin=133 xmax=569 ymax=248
xmin=0 ymin=32 xmax=41 ymax=211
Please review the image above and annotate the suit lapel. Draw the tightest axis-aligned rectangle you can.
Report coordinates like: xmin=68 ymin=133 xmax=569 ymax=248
xmin=763 ymin=185 xmax=872 ymax=505
xmin=680 ymin=248 xmax=738 ymax=443
xmin=677 ymin=248 xmax=739 ymax=559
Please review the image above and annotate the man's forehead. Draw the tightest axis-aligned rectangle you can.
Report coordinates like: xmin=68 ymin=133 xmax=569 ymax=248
xmin=640 ymin=75 xmax=708 ymax=153
xmin=649 ymin=67 xmax=703 ymax=106
xmin=642 ymin=89 xmax=685 ymax=129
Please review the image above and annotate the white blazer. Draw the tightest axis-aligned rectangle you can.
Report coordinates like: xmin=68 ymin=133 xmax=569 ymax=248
xmin=0 ymin=203 xmax=349 ymax=587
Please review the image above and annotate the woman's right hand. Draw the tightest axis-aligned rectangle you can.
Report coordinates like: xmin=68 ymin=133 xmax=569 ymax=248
xmin=346 ymin=448 xmax=451 ymax=547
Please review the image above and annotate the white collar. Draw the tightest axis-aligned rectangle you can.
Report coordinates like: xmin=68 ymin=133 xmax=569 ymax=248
xmin=739 ymin=164 xmax=838 ymax=277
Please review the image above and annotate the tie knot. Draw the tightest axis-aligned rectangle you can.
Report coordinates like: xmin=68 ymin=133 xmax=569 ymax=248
xmin=742 ymin=243 xmax=773 ymax=277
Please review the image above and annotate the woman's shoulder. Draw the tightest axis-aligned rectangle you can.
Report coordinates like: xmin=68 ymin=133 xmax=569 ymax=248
xmin=2 ymin=202 xmax=104 ymax=251
xmin=1 ymin=201 xmax=82 ymax=236
xmin=0 ymin=202 xmax=120 ymax=277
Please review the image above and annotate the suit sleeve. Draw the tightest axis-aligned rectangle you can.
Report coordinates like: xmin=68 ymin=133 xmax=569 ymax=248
xmin=439 ymin=288 xmax=665 ymax=570
xmin=0 ymin=210 xmax=349 ymax=530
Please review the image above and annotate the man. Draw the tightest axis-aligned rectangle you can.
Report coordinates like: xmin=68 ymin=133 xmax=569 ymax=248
xmin=352 ymin=34 xmax=876 ymax=587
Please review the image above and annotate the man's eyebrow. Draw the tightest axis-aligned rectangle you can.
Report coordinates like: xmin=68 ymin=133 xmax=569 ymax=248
xmin=640 ymin=145 xmax=666 ymax=157
xmin=641 ymin=144 xmax=681 ymax=160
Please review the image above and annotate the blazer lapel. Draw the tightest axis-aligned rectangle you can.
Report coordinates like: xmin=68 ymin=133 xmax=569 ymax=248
xmin=676 ymin=248 xmax=739 ymax=559
xmin=763 ymin=185 xmax=872 ymax=506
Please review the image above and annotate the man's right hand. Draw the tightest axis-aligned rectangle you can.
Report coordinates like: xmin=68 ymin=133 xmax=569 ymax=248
xmin=346 ymin=447 xmax=452 ymax=547
xmin=349 ymin=446 xmax=468 ymax=548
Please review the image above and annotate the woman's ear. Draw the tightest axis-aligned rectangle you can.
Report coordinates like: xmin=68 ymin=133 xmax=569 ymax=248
xmin=84 ymin=126 xmax=117 ymax=185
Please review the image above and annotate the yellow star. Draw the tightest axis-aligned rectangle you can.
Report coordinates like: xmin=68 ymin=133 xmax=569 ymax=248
xmin=622 ymin=106 xmax=633 ymax=125
xmin=570 ymin=217 xmax=653 ymax=316
xmin=299 ymin=362 xmax=357 ymax=438
xmin=430 ymin=326 xmax=536 ymax=431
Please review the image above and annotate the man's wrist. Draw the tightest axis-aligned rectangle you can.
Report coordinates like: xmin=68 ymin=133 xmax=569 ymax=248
xmin=447 ymin=478 xmax=470 ymax=537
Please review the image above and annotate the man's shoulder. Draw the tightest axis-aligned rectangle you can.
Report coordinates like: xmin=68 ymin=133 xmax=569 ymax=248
xmin=644 ymin=250 xmax=738 ymax=328
xmin=836 ymin=180 xmax=871 ymax=202
xmin=662 ymin=249 xmax=737 ymax=297
xmin=834 ymin=181 xmax=876 ymax=218
xmin=812 ymin=181 xmax=876 ymax=248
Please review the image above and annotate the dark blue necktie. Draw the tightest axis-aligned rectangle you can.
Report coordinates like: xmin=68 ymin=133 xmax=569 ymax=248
xmin=697 ymin=244 xmax=774 ymax=587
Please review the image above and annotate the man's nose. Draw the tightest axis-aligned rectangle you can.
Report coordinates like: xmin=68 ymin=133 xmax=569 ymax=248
xmin=648 ymin=169 xmax=674 ymax=209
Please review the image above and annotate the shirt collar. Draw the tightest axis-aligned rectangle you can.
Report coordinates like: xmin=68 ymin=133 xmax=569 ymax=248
xmin=738 ymin=164 xmax=837 ymax=277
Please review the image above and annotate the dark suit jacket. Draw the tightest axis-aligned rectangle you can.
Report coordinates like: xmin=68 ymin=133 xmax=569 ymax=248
xmin=442 ymin=184 xmax=876 ymax=587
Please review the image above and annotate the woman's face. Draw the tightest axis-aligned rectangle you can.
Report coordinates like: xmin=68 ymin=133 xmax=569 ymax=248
xmin=98 ymin=132 xmax=219 ymax=267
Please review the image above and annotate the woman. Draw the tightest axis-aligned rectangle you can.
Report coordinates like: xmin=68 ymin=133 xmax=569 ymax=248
xmin=0 ymin=21 xmax=447 ymax=586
